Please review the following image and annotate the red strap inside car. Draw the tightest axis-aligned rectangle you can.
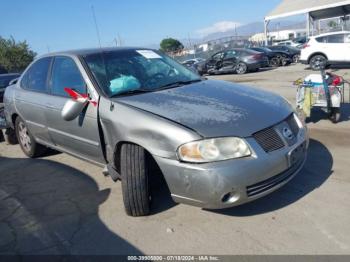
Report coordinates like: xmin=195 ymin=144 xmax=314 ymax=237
xmin=64 ymin=87 xmax=97 ymax=107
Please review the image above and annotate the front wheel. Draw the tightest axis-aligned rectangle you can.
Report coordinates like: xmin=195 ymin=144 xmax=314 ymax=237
xmin=236 ymin=62 xmax=247 ymax=74
xmin=292 ymin=54 xmax=300 ymax=63
xmin=310 ymin=55 xmax=327 ymax=70
xmin=15 ymin=117 xmax=46 ymax=157
xmin=120 ymin=143 xmax=151 ymax=216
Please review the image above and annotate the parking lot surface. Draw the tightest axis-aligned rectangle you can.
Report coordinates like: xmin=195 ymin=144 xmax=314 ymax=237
xmin=1 ymin=64 xmax=350 ymax=255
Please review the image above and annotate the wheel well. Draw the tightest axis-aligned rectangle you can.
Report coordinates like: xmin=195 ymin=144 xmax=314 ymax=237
xmin=11 ymin=113 xmax=18 ymax=126
xmin=113 ymin=142 xmax=167 ymax=186
xmin=113 ymin=141 xmax=154 ymax=174
xmin=308 ymin=53 xmax=328 ymax=63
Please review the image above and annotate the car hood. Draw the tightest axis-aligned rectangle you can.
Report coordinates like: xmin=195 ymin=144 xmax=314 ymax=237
xmin=114 ymin=80 xmax=293 ymax=138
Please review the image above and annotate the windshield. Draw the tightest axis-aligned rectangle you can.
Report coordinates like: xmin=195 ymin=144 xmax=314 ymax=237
xmin=83 ymin=49 xmax=201 ymax=97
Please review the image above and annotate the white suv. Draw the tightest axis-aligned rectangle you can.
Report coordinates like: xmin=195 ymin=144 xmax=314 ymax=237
xmin=300 ymin=31 xmax=350 ymax=70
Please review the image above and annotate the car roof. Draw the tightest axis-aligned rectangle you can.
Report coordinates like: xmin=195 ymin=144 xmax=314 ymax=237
xmin=312 ymin=31 xmax=350 ymax=38
xmin=38 ymin=47 xmax=153 ymax=58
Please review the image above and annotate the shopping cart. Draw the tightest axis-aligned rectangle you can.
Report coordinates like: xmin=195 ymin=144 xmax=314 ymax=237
xmin=294 ymin=69 xmax=346 ymax=123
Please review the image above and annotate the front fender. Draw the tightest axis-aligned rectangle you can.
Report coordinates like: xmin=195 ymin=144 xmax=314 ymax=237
xmin=98 ymin=97 xmax=202 ymax=162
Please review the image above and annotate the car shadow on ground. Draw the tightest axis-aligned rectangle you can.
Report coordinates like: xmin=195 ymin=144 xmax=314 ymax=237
xmin=0 ymin=156 xmax=143 ymax=255
xmin=306 ymin=103 xmax=350 ymax=124
xmin=208 ymin=139 xmax=333 ymax=217
xmin=304 ymin=65 xmax=350 ymax=71
xmin=148 ymin=157 xmax=178 ymax=215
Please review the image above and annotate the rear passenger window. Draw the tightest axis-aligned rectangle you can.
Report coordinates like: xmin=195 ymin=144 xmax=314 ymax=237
xmin=224 ymin=50 xmax=236 ymax=59
xmin=21 ymin=57 xmax=51 ymax=92
xmin=327 ymin=34 xmax=344 ymax=43
xmin=50 ymin=57 xmax=86 ymax=97
xmin=316 ymin=36 xmax=327 ymax=43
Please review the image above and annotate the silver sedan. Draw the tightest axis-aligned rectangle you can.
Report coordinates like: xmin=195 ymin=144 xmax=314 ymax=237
xmin=3 ymin=47 xmax=308 ymax=216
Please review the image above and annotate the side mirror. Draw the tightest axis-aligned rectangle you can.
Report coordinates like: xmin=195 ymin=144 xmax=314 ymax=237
xmin=9 ymin=78 xmax=19 ymax=85
xmin=61 ymin=88 xmax=90 ymax=121
xmin=61 ymin=98 xmax=88 ymax=121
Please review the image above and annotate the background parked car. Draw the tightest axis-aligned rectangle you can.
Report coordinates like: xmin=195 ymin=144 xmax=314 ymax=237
xmin=267 ymin=45 xmax=301 ymax=63
xmin=249 ymin=47 xmax=292 ymax=67
xmin=197 ymin=49 xmax=269 ymax=75
xmin=181 ymin=58 xmax=205 ymax=67
xmin=274 ymin=40 xmax=300 ymax=48
xmin=300 ymin=31 xmax=350 ymax=70
xmin=0 ymin=73 xmax=21 ymax=102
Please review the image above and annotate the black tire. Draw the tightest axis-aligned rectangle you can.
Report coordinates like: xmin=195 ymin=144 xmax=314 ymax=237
xmin=269 ymin=57 xmax=280 ymax=67
xmin=120 ymin=143 xmax=150 ymax=216
xmin=292 ymin=54 xmax=300 ymax=63
xmin=4 ymin=128 xmax=18 ymax=145
xmin=329 ymin=108 xmax=341 ymax=123
xmin=0 ymin=130 xmax=4 ymax=143
xmin=236 ymin=62 xmax=247 ymax=74
xmin=280 ymin=55 xmax=289 ymax=66
xmin=309 ymin=55 xmax=327 ymax=71
xmin=15 ymin=116 xmax=46 ymax=158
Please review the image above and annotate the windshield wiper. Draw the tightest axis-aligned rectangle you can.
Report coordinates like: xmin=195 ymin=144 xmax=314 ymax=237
xmin=110 ymin=88 xmax=152 ymax=97
xmin=157 ymin=79 xmax=202 ymax=90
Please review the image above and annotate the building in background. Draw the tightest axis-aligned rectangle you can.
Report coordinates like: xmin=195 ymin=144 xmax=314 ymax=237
xmin=249 ymin=29 xmax=307 ymax=43
xmin=264 ymin=0 xmax=350 ymax=44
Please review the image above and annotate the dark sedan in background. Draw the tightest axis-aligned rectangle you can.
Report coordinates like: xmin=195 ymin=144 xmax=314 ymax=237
xmin=266 ymin=45 xmax=301 ymax=63
xmin=249 ymin=47 xmax=292 ymax=67
xmin=0 ymin=73 xmax=21 ymax=102
xmin=196 ymin=49 xmax=269 ymax=75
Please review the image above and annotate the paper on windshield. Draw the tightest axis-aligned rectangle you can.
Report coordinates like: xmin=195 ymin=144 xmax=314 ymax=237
xmin=136 ymin=50 xmax=161 ymax=59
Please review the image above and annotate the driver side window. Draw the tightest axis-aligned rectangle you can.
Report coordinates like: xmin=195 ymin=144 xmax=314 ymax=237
xmin=212 ymin=52 xmax=224 ymax=61
xmin=50 ymin=56 xmax=86 ymax=97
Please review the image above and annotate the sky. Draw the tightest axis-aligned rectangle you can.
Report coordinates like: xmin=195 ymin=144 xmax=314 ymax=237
xmin=0 ymin=0 xmax=282 ymax=55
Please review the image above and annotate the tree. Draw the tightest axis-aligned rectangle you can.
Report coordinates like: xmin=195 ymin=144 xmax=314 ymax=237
xmin=0 ymin=36 xmax=36 ymax=73
xmin=160 ymin=38 xmax=184 ymax=53
xmin=327 ymin=20 xmax=337 ymax=29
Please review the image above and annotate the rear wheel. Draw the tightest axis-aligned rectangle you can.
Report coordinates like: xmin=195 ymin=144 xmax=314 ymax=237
xmin=269 ymin=57 xmax=280 ymax=67
xmin=280 ymin=55 xmax=289 ymax=66
xmin=310 ymin=55 xmax=327 ymax=70
xmin=120 ymin=143 xmax=151 ymax=216
xmin=15 ymin=117 xmax=46 ymax=157
xmin=236 ymin=62 xmax=247 ymax=74
xmin=4 ymin=128 xmax=18 ymax=145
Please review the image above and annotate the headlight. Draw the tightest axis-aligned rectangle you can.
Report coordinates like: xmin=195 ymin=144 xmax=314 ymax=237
xmin=178 ymin=137 xmax=251 ymax=163
xmin=293 ymin=112 xmax=304 ymax=129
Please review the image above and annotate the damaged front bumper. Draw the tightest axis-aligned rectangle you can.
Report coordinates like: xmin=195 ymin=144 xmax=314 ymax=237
xmin=153 ymin=127 xmax=308 ymax=209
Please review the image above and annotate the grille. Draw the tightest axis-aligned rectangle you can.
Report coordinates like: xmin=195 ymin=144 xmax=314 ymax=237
xmin=246 ymin=161 xmax=303 ymax=197
xmin=286 ymin=114 xmax=299 ymax=136
xmin=253 ymin=127 xmax=284 ymax=153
